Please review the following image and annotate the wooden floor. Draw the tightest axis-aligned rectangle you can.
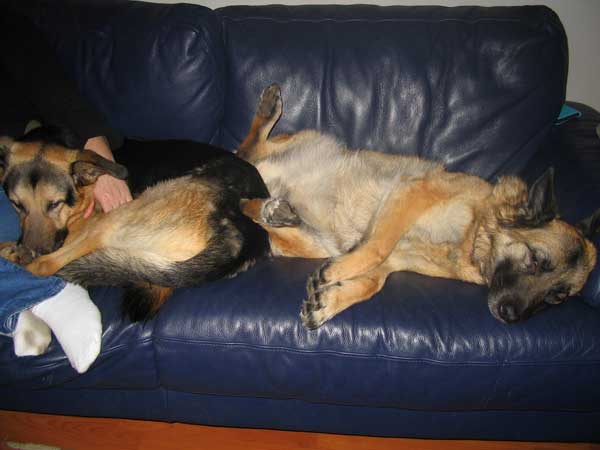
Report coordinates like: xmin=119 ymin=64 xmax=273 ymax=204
xmin=0 ymin=411 xmax=598 ymax=450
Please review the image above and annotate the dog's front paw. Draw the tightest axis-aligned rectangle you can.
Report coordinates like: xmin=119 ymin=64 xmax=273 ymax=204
xmin=306 ymin=260 xmax=333 ymax=298
xmin=26 ymin=257 xmax=58 ymax=277
xmin=300 ymin=282 xmax=342 ymax=330
xmin=300 ymin=289 xmax=327 ymax=330
xmin=301 ymin=264 xmax=341 ymax=329
xmin=262 ymin=198 xmax=301 ymax=227
xmin=0 ymin=243 xmax=35 ymax=265
xmin=0 ymin=243 xmax=20 ymax=263
xmin=258 ymin=84 xmax=282 ymax=120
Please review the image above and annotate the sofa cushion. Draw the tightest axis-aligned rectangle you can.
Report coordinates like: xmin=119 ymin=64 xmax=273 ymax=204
xmin=217 ymin=5 xmax=567 ymax=179
xmin=0 ymin=286 xmax=158 ymax=391
xmin=9 ymin=0 xmax=225 ymax=144
xmin=153 ymin=258 xmax=600 ymax=413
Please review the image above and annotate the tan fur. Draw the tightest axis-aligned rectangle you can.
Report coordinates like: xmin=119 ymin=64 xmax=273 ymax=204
xmin=23 ymin=174 xmax=220 ymax=277
xmin=0 ymin=135 xmax=253 ymax=321
xmin=0 ymin=140 xmax=107 ymax=256
xmin=263 ymin=225 xmax=330 ymax=258
xmin=239 ymin=85 xmax=598 ymax=328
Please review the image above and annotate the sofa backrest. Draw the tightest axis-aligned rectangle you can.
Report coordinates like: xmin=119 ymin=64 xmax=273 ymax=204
xmin=9 ymin=1 xmax=567 ymax=179
xmin=218 ymin=5 xmax=568 ymax=179
xmin=7 ymin=0 xmax=226 ymax=144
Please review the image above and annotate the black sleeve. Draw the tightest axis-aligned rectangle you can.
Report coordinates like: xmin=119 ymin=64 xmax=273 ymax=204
xmin=0 ymin=9 xmax=123 ymax=149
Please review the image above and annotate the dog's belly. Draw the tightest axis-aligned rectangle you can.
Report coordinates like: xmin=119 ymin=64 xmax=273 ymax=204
xmin=257 ymin=135 xmax=446 ymax=256
xmin=257 ymin=139 xmax=387 ymax=255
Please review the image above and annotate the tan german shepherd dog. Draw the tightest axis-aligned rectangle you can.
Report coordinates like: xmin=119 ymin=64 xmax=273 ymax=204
xmin=0 ymin=126 xmax=270 ymax=322
xmin=238 ymin=84 xmax=600 ymax=329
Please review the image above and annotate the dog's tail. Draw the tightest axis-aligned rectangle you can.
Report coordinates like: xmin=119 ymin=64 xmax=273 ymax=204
xmin=56 ymin=251 xmax=179 ymax=322
xmin=121 ymin=284 xmax=173 ymax=322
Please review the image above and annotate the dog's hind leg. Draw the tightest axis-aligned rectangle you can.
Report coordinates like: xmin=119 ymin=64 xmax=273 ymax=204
xmin=241 ymin=197 xmax=301 ymax=227
xmin=313 ymin=179 xmax=449 ymax=289
xmin=241 ymin=198 xmax=329 ymax=258
xmin=237 ymin=84 xmax=296 ymax=163
xmin=301 ymin=264 xmax=391 ymax=329
xmin=265 ymin=226 xmax=331 ymax=258
xmin=237 ymin=84 xmax=282 ymax=161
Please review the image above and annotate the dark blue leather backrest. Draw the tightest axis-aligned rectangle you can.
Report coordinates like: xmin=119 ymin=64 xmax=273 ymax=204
xmin=217 ymin=5 xmax=568 ymax=179
xmin=8 ymin=0 xmax=225 ymax=144
xmin=11 ymin=2 xmax=567 ymax=179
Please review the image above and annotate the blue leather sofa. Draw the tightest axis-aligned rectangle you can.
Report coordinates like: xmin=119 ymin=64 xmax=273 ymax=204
xmin=1 ymin=1 xmax=600 ymax=443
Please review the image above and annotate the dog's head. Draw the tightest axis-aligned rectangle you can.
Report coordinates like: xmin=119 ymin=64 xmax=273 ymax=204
xmin=474 ymin=168 xmax=599 ymax=323
xmin=0 ymin=126 xmax=127 ymax=255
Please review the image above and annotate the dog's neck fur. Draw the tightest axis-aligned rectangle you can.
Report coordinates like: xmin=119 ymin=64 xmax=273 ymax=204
xmin=470 ymin=176 xmax=529 ymax=284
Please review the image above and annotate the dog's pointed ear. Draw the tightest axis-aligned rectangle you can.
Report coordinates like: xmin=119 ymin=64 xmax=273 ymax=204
xmin=520 ymin=167 xmax=558 ymax=227
xmin=0 ymin=136 xmax=15 ymax=180
xmin=576 ymin=208 xmax=600 ymax=239
xmin=71 ymin=149 xmax=128 ymax=186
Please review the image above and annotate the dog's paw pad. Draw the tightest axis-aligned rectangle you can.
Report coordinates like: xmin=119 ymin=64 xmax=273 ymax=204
xmin=306 ymin=266 xmax=322 ymax=298
xmin=301 ymin=310 xmax=324 ymax=330
xmin=300 ymin=292 xmax=326 ymax=330
xmin=262 ymin=198 xmax=301 ymax=227
xmin=258 ymin=84 xmax=282 ymax=119
xmin=301 ymin=274 xmax=342 ymax=329
xmin=306 ymin=260 xmax=332 ymax=297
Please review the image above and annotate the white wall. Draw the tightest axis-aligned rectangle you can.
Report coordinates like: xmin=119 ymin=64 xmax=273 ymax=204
xmin=153 ymin=0 xmax=600 ymax=111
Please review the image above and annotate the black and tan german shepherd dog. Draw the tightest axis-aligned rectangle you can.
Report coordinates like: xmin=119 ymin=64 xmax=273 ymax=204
xmin=0 ymin=126 xmax=270 ymax=321
xmin=238 ymin=84 xmax=600 ymax=328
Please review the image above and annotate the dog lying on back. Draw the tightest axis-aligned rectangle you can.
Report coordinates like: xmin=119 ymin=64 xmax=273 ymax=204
xmin=0 ymin=126 xmax=270 ymax=321
xmin=238 ymin=84 xmax=600 ymax=329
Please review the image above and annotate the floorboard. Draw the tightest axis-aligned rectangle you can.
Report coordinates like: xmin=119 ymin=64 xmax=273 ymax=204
xmin=1 ymin=411 xmax=598 ymax=450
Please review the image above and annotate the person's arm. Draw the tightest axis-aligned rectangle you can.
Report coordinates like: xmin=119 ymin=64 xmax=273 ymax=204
xmin=83 ymin=136 xmax=132 ymax=217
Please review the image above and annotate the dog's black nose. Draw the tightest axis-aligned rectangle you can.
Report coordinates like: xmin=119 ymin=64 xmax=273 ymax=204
xmin=498 ymin=301 xmax=520 ymax=323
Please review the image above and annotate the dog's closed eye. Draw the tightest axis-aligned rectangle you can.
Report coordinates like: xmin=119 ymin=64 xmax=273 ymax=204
xmin=47 ymin=200 xmax=64 ymax=212
xmin=529 ymin=248 xmax=554 ymax=274
xmin=10 ymin=199 xmax=26 ymax=214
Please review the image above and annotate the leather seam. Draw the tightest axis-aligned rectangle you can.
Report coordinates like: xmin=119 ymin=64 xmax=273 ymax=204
xmin=153 ymin=337 xmax=600 ymax=367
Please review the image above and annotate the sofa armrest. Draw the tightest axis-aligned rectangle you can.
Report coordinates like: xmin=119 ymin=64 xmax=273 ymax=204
xmin=521 ymin=102 xmax=600 ymax=221
xmin=522 ymin=102 xmax=600 ymax=307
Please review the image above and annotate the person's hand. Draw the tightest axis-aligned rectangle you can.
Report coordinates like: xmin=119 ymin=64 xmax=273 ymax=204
xmin=82 ymin=136 xmax=132 ymax=218
xmin=89 ymin=174 xmax=132 ymax=215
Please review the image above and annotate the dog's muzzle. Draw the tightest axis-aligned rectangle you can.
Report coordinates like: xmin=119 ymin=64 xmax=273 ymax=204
xmin=487 ymin=259 xmax=538 ymax=323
